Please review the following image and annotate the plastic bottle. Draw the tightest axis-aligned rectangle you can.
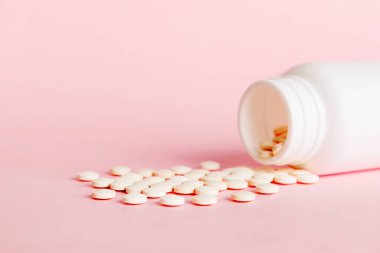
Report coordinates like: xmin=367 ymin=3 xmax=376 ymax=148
xmin=239 ymin=62 xmax=380 ymax=174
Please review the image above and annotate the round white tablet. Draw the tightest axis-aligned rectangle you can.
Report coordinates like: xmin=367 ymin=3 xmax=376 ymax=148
xmin=142 ymin=176 xmax=165 ymax=185
xmin=296 ymin=173 xmax=319 ymax=184
xmin=227 ymin=180 xmax=248 ymax=190
xmin=256 ymin=183 xmax=279 ymax=194
xmin=182 ymin=180 xmax=204 ymax=188
xmin=123 ymin=193 xmax=147 ymax=205
xmin=142 ymin=188 xmax=166 ymax=198
xmin=222 ymin=168 xmax=234 ymax=175
xmin=110 ymin=178 xmax=133 ymax=191
xmin=253 ymin=172 xmax=275 ymax=181
xmin=247 ymin=177 xmax=272 ymax=187
xmin=232 ymin=167 xmax=254 ymax=179
xmin=160 ymin=195 xmax=185 ymax=207
xmin=195 ymin=186 xmax=219 ymax=196
xmin=91 ymin=177 xmax=114 ymax=188
xmin=204 ymin=180 xmax=228 ymax=191
xmin=171 ymin=165 xmax=192 ymax=175
xmin=275 ymin=168 xmax=294 ymax=173
xmin=223 ymin=174 xmax=244 ymax=182
xmin=121 ymin=172 xmax=144 ymax=183
xmin=231 ymin=191 xmax=256 ymax=202
xmin=173 ymin=184 xmax=195 ymax=194
xmin=154 ymin=169 xmax=175 ymax=179
xmin=125 ymin=184 xmax=146 ymax=194
xmin=110 ymin=166 xmax=131 ymax=176
xmin=192 ymin=194 xmax=218 ymax=206
xmin=201 ymin=174 xmax=223 ymax=182
xmin=136 ymin=168 xmax=155 ymax=178
xmin=274 ymin=174 xmax=297 ymax=185
xmin=92 ymin=189 xmax=116 ymax=200
xmin=208 ymin=171 xmax=228 ymax=177
xmin=150 ymin=182 xmax=173 ymax=193
xmin=199 ymin=161 xmax=220 ymax=171
xmin=169 ymin=176 xmax=190 ymax=184
xmin=77 ymin=171 xmax=99 ymax=181
xmin=184 ymin=171 xmax=204 ymax=180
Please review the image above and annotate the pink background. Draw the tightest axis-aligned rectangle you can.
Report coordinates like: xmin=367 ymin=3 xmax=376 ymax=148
xmin=2 ymin=0 xmax=380 ymax=252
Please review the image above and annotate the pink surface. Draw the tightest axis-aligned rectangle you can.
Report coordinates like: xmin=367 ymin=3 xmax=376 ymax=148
xmin=1 ymin=0 xmax=380 ymax=252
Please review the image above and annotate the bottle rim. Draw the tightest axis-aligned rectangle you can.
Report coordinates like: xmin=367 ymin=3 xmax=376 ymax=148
xmin=238 ymin=76 xmax=326 ymax=166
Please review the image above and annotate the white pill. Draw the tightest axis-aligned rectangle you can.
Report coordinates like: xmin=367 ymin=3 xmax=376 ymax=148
xmin=142 ymin=188 xmax=166 ymax=198
xmin=290 ymin=169 xmax=312 ymax=176
xmin=223 ymin=174 xmax=244 ymax=182
xmin=256 ymin=183 xmax=279 ymax=194
xmin=133 ymin=180 xmax=152 ymax=189
xmin=91 ymin=189 xmax=116 ymax=200
xmin=231 ymin=170 xmax=254 ymax=180
xmin=232 ymin=166 xmax=254 ymax=173
xmin=214 ymin=168 xmax=234 ymax=177
xmin=121 ymin=172 xmax=144 ymax=183
xmin=227 ymin=180 xmax=248 ymax=190
xmin=247 ymin=177 xmax=272 ymax=187
xmin=204 ymin=180 xmax=227 ymax=191
xmin=154 ymin=169 xmax=175 ymax=179
xmin=231 ymin=191 xmax=256 ymax=202
xmin=184 ymin=171 xmax=204 ymax=180
xmin=123 ymin=193 xmax=147 ymax=205
xmin=142 ymin=176 xmax=165 ymax=185
xmin=136 ymin=168 xmax=155 ymax=178
xmin=169 ymin=175 xmax=190 ymax=184
xmin=182 ymin=180 xmax=204 ymax=188
xmin=171 ymin=165 xmax=192 ymax=175
xmin=91 ymin=177 xmax=114 ymax=188
xmin=274 ymin=174 xmax=297 ymax=185
xmin=150 ymin=182 xmax=173 ymax=193
xmin=201 ymin=174 xmax=223 ymax=182
xmin=195 ymin=186 xmax=219 ymax=196
xmin=276 ymin=167 xmax=294 ymax=173
xmin=110 ymin=178 xmax=133 ymax=191
xmin=192 ymin=194 xmax=218 ymax=206
xmin=77 ymin=171 xmax=99 ymax=181
xmin=296 ymin=173 xmax=319 ymax=184
xmin=160 ymin=195 xmax=185 ymax=207
xmin=125 ymin=184 xmax=146 ymax=194
xmin=208 ymin=171 xmax=228 ymax=177
xmin=253 ymin=172 xmax=274 ymax=181
xmin=222 ymin=168 xmax=234 ymax=175
xmin=110 ymin=166 xmax=131 ymax=176
xmin=173 ymin=184 xmax=195 ymax=194
xmin=199 ymin=161 xmax=220 ymax=171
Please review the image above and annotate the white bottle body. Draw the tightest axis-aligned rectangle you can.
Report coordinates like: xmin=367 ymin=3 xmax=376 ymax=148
xmin=239 ymin=62 xmax=380 ymax=174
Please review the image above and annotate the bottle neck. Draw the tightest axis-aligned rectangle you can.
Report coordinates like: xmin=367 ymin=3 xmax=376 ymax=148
xmin=239 ymin=76 xmax=326 ymax=166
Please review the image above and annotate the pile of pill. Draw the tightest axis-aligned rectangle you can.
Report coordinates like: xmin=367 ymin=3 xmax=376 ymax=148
xmin=76 ymin=160 xmax=319 ymax=207
xmin=259 ymin=125 xmax=288 ymax=159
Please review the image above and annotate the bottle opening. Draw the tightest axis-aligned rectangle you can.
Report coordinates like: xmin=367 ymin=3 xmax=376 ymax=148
xmin=239 ymin=76 xmax=326 ymax=166
xmin=239 ymin=81 xmax=290 ymax=165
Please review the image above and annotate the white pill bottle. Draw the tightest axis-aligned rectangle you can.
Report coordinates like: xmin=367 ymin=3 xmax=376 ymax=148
xmin=239 ymin=62 xmax=380 ymax=174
